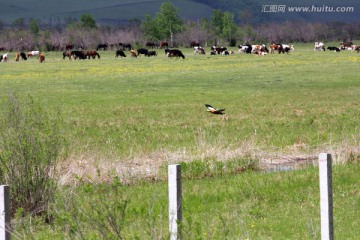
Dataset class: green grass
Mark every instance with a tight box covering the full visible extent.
[1,45,359,163]
[21,162,360,239]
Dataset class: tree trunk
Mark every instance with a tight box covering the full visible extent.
[170,30,173,47]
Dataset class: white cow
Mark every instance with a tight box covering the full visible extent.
[27,50,40,58]
[314,42,325,51]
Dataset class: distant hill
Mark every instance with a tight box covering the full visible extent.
[0,0,359,26]
[0,0,213,26]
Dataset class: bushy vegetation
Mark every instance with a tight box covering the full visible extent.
[0,93,66,217]
[53,178,128,239]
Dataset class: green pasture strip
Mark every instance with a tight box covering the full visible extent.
[0,46,359,158]
[29,163,360,239]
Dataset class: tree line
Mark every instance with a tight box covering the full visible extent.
[0,1,359,52]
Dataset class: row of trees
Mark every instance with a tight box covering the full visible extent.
[1,1,359,51]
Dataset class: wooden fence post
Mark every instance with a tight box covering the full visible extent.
[319,153,334,240]
[0,185,10,240]
[168,164,182,240]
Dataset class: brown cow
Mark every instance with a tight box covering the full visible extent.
[39,53,45,63]
[15,52,20,61]
[84,50,100,59]
[269,43,281,54]
[190,41,200,48]
[15,52,28,61]
[63,50,72,60]
[65,43,73,50]
[130,50,137,58]
[146,42,158,49]
[160,41,169,49]
[340,41,353,50]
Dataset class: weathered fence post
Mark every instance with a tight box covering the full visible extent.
[168,164,182,240]
[319,153,334,240]
[0,185,10,240]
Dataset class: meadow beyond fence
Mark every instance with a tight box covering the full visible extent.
[0,44,359,183]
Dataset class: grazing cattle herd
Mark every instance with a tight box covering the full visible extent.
[0,41,359,63]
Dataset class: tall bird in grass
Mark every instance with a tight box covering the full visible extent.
[204,104,225,115]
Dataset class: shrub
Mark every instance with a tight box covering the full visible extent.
[53,177,128,239]
[0,92,66,217]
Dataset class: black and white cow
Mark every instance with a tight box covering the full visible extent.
[327,46,341,52]
[211,46,227,54]
[0,53,8,62]
[238,44,252,54]
[166,49,185,59]
[194,46,205,55]
[278,44,294,54]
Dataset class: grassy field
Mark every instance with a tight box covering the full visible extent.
[0,44,360,182]
[1,44,360,238]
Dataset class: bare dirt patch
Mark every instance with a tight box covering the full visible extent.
[57,143,360,185]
